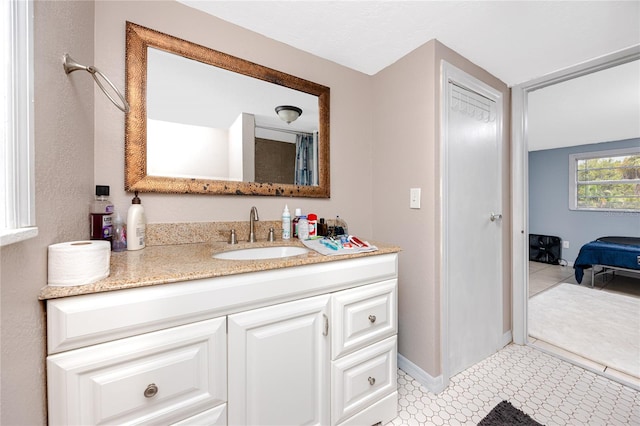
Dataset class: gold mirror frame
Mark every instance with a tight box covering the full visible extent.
[125,22,330,197]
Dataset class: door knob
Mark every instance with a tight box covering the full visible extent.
[490,212,502,222]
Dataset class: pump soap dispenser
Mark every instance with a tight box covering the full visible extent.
[126,191,146,250]
[282,205,291,240]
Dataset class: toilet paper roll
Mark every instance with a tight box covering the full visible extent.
[48,240,111,286]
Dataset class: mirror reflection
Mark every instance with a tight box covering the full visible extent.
[146,48,319,185]
[125,22,330,197]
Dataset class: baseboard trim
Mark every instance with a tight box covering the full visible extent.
[502,330,513,348]
[398,333,512,395]
[397,353,446,394]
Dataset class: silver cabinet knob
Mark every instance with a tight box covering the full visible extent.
[368,376,376,386]
[368,315,376,323]
[490,212,503,222]
[144,383,158,398]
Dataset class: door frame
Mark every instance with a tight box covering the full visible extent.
[440,61,504,387]
[510,45,640,344]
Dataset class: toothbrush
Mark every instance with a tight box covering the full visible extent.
[320,238,339,250]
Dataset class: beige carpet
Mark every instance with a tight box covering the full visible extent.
[529,283,640,378]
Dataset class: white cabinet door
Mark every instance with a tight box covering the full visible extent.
[228,294,331,426]
[47,317,227,426]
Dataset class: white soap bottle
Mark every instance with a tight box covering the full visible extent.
[126,191,146,250]
[282,204,291,240]
[297,215,309,240]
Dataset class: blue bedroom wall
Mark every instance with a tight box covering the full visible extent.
[529,138,640,264]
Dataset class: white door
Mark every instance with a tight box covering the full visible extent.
[228,294,331,426]
[442,62,503,378]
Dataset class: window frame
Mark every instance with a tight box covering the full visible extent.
[1,0,37,246]
[568,146,640,213]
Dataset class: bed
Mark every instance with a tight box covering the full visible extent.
[573,236,640,286]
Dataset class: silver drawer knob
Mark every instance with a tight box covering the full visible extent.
[144,383,158,398]
[368,376,376,386]
[368,315,376,323]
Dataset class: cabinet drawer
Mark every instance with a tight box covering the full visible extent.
[172,404,226,426]
[336,391,398,426]
[332,279,397,359]
[47,317,226,426]
[331,336,397,425]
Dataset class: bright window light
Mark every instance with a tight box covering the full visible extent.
[569,147,640,212]
[1,0,37,246]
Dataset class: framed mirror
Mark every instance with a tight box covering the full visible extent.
[125,22,330,197]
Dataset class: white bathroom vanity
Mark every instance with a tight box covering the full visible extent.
[44,242,399,426]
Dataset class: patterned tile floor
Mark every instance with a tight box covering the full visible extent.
[389,344,640,425]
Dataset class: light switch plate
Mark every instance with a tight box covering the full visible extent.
[410,188,421,209]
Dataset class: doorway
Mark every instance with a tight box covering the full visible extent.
[441,62,504,381]
[511,46,640,383]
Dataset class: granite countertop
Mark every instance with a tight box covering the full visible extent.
[39,238,401,300]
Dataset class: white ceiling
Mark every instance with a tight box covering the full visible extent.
[176,0,640,150]
[177,1,640,86]
[147,48,320,134]
[528,60,640,151]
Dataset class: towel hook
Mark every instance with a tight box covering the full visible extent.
[63,54,130,113]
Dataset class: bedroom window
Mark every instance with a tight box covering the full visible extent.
[569,147,640,212]
[1,0,37,246]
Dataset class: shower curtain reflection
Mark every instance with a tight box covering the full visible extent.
[295,132,318,186]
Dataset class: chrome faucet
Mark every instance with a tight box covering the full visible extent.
[248,206,259,242]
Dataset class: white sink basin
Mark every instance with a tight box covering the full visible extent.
[213,246,310,260]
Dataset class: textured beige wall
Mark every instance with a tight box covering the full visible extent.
[371,40,511,378]
[371,40,440,375]
[94,1,375,235]
[0,1,95,424]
